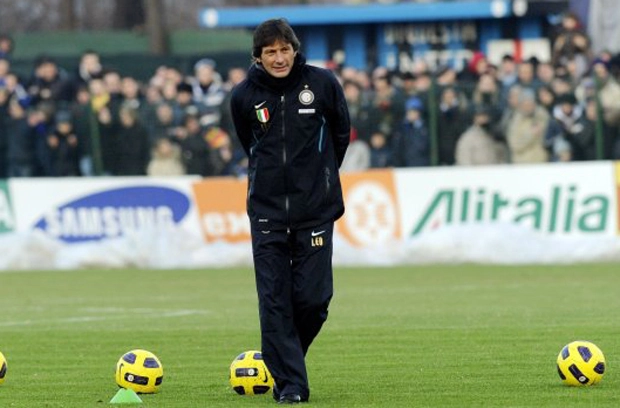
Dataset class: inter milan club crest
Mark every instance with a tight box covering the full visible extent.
[299,85,314,105]
[256,107,270,123]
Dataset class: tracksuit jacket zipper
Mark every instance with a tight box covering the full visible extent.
[281,94,291,232]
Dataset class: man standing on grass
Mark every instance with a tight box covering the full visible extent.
[230,18,350,404]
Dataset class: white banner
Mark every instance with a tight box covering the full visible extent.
[396,162,617,239]
[1,162,620,270]
[9,176,203,243]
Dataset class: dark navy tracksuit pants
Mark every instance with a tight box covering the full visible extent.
[251,221,334,400]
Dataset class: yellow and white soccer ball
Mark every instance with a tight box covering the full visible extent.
[115,349,164,393]
[229,350,274,395]
[557,341,606,386]
[0,351,7,385]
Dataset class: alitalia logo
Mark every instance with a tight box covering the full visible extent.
[412,185,608,235]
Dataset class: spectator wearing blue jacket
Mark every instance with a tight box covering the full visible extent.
[393,96,430,167]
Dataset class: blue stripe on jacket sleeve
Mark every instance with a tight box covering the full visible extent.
[318,116,326,152]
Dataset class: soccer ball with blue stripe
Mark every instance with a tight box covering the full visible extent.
[556,341,605,386]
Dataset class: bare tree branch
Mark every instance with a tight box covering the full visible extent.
[59,0,77,30]
[145,0,169,55]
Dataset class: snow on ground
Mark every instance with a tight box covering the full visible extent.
[1,224,620,271]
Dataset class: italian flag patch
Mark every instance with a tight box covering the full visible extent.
[256,108,270,123]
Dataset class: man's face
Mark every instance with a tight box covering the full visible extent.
[593,63,609,80]
[38,62,58,81]
[561,102,574,116]
[81,53,101,74]
[518,63,534,83]
[343,83,360,103]
[519,98,536,116]
[258,40,296,78]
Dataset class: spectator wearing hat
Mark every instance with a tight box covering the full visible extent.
[393,96,430,167]
[461,51,490,82]
[47,110,80,176]
[506,88,550,163]
[188,58,226,127]
[455,105,507,166]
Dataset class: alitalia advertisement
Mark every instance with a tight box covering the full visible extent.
[337,162,618,247]
[396,162,617,239]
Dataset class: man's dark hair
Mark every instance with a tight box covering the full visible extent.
[252,18,301,59]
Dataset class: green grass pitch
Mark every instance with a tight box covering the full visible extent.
[0,264,618,407]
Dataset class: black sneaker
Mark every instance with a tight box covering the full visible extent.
[278,394,302,404]
[272,384,280,402]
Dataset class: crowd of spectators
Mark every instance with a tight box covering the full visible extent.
[1,12,619,179]
[0,35,249,179]
[340,12,620,170]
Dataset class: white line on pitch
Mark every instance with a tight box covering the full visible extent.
[0,309,210,327]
